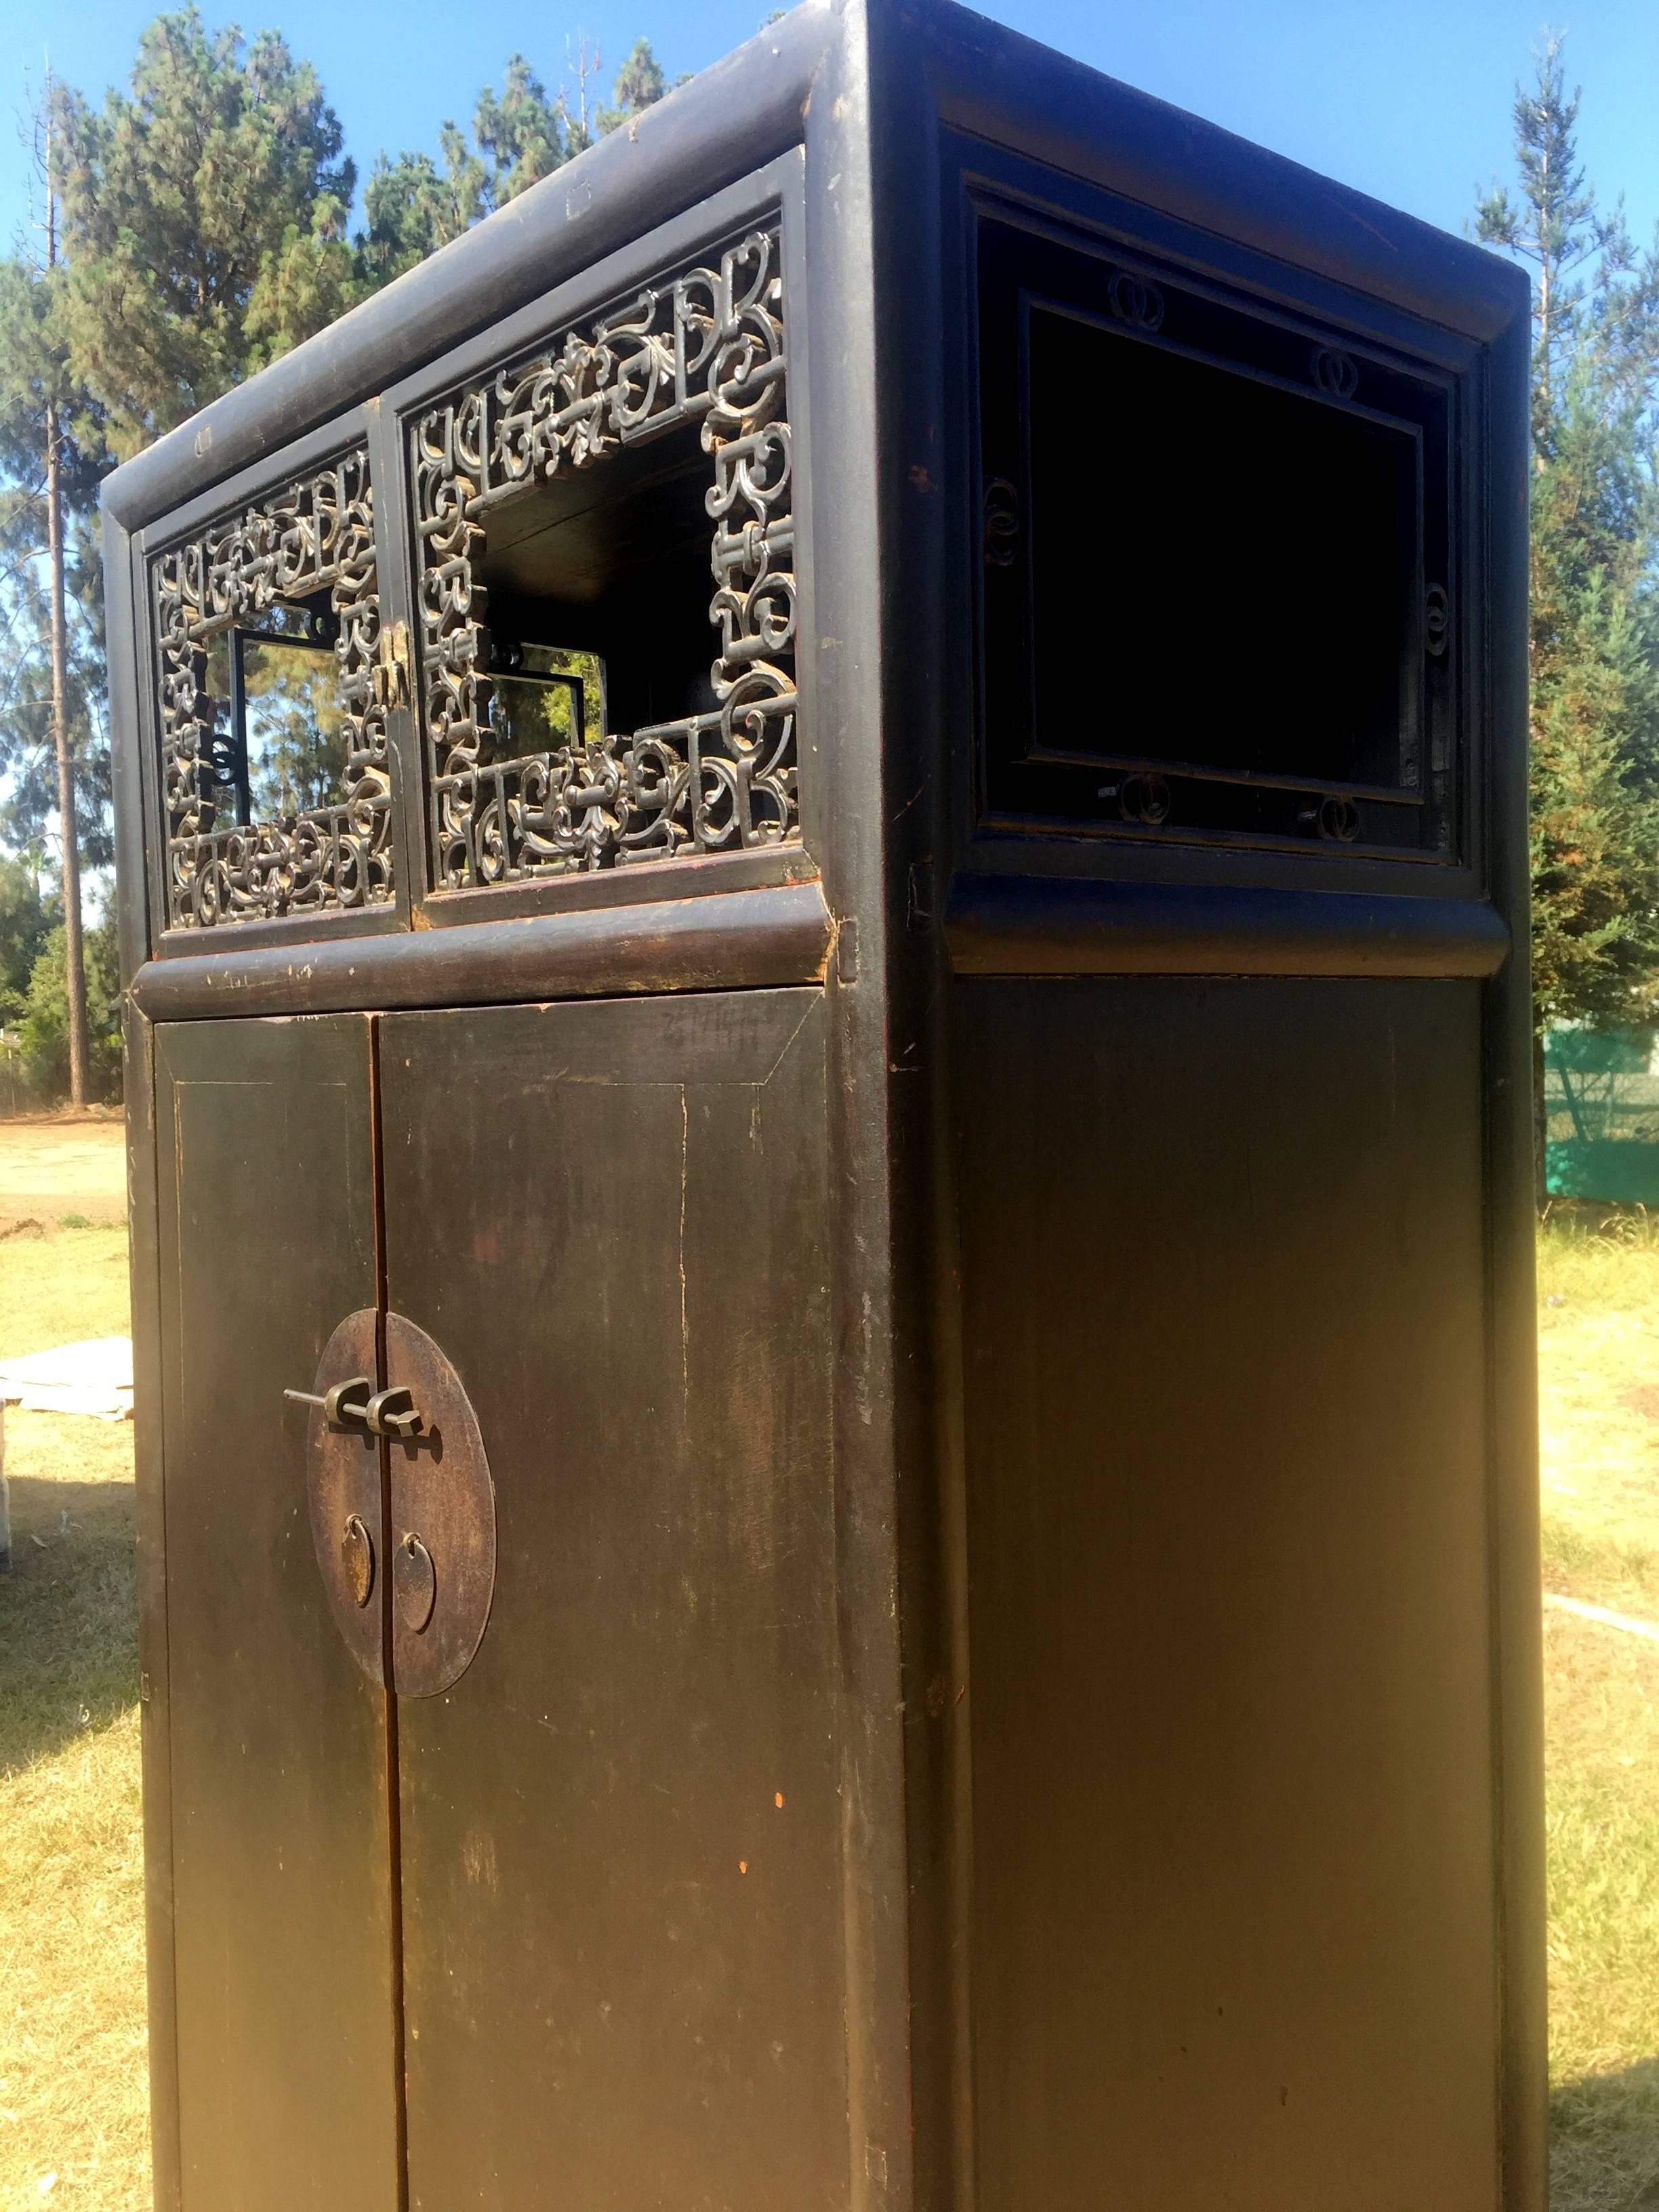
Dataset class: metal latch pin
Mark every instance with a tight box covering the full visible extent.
[284,1377,424,1438]
[285,1376,372,1427]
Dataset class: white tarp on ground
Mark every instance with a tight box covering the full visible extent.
[0,1336,134,1420]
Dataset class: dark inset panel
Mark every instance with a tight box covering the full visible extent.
[380,989,844,2212]
[955,977,1499,2211]
[1028,309,1416,790]
[977,209,1459,861]
[154,1015,400,2212]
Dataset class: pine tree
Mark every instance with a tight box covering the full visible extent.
[359,134,488,285]
[1475,37,1659,1173]
[49,8,361,456]
[0,13,681,1104]
[2,12,365,1101]
[0,87,111,1107]
[475,55,568,203]
[0,857,52,1026]
[361,40,675,283]
[598,39,674,136]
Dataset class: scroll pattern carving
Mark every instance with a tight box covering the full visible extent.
[153,449,391,928]
[411,226,798,885]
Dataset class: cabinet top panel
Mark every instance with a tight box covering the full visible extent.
[102,0,1520,541]
[105,0,1525,991]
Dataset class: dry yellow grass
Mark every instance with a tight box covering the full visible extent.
[0,1433,146,2212]
[0,1234,131,1366]
[1,1215,146,2212]
[1540,1207,1659,2210]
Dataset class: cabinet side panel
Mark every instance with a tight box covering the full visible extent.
[126,1006,180,2210]
[154,1015,401,2212]
[380,987,845,2212]
[956,975,1499,2211]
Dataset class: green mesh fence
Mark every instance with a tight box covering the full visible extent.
[1545,1028,1659,1202]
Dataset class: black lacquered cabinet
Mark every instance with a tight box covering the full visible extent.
[104,5,1542,2208]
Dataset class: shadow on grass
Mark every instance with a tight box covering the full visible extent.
[1554,2060,1659,2212]
[0,1471,138,1775]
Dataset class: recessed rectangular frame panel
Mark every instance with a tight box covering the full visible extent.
[379,989,843,2212]
[152,1015,401,2212]
[956,975,1500,2211]
[951,140,1488,898]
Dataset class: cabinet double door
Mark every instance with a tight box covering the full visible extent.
[152,991,842,2211]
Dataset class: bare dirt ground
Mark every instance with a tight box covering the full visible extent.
[0,1113,125,1235]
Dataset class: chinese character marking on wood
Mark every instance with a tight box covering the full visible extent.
[411,226,798,885]
[153,449,392,929]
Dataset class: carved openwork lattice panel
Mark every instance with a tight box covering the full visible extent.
[976,209,1460,861]
[153,449,392,929]
[411,226,799,887]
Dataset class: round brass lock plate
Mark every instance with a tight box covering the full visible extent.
[386,1312,495,1699]
[302,1309,384,1684]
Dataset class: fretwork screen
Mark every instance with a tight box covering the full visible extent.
[409,225,800,888]
[151,449,392,930]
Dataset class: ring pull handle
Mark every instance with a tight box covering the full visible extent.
[394,1533,437,1635]
[340,1514,375,1607]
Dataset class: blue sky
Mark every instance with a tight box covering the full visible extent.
[3,0,1658,275]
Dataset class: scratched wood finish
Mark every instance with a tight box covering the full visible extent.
[129,880,833,1023]
[384,1311,497,1699]
[378,989,843,2211]
[153,1017,401,2212]
[105,9,1538,2209]
[955,977,1500,2212]
[304,1307,386,1686]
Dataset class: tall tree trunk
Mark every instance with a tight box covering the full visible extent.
[45,129,87,1109]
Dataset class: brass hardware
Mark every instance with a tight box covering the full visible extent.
[299,1309,493,1695]
[285,1375,372,1428]
[299,1311,385,1687]
[372,619,412,711]
[340,1515,375,1608]
[363,1385,422,1440]
[394,1533,437,1637]
[386,1313,496,1699]
[285,1377,424,1437]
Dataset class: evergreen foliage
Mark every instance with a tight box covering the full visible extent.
[1477,37,1659,1036]
[0,249,110,868]
[16,916,123,1101]
[49,9,360,456]
[0,16,678,1105]
[361,40,676,283]
[0,857,53,1025]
